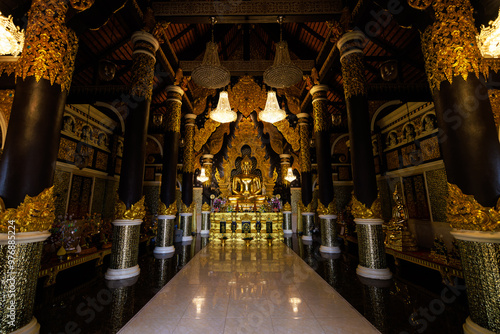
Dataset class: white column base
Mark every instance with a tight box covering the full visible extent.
[463,317,496,334]
[105,264,140,280]
[283,229,293,235]
[320,245,341,254]
[301,235,313,241]
[356,265,392,280]
[200,230,210,236]
[153,246,175,254]
[154,252,175,260]
[182,235,193,242]
[11,317,40,334]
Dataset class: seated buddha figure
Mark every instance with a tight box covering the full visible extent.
[228,156,266,204]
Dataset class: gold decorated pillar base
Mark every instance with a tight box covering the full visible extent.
[283,209,293,235]
[301,213,315,241]
[180,213,193,243]
[451,230,500,334]
[200,203,211,236]
[154,215,175,255]
[355,219,392,280]
[105,220,142,280]
[0,232,49,333]
[319,215,341,254]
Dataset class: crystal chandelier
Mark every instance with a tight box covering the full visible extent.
[0,12,24,56]
[210,91,237,123]
[259,91,286,123]
[191,17,230,89]
[197,168,209,183]
[284,167,296,182]
[263,16,302,88]
[477,9,500,58]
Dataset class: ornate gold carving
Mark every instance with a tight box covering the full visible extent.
[283,202,292,212]
[282,86,301,114]
[340,52,366,99]
[158,200,177,215]
[209,123,230,155]
[182,121,195,173]
[17,0,79,92]
[165,94,182,133]
[218,117,274,198]
[327,20,344,43]
[69,0,95,11]
[228,76,267,117]
[0,62,16,77]
[194,119,220,152]
[0,187,55,233]
[130,53,155,100]
[446,183,500,232]
[263,122,284,155]
[114,196,146,220]
[152,21,171,44]
[421,0,488,93]
[181,201,195,214]
[317,200,337,216]
[201,203,211,212]
[299,121,311,172]
[274,119,300,151]
[484,58,500,75]
[407,0,432,10]
[299,200,314,213]
[351,193,382,219]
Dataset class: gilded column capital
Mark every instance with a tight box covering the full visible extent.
[182,114,196,173]
[0,187,55,233]
[165,85,184,133]
[299,200,314,214]
[297,113,311,173]
[351,192,382,219]
[317,200,337,216]
[16,0,79,92]
[447,183,500,232]
[337,31,367,100]
[421,0,488,93]
[310,85,331,133]
[114,195,146,220]
[130,31,159,101]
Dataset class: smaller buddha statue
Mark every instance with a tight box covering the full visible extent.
[228,156,266,205]
[385,184,418,252]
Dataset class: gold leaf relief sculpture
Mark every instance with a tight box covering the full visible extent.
[194,119,220,152]
[228,76,267,117]
[158,200,177,216]
[283,202,292,212]
[130,53,156,100]
[0,187,55,233]
[351,192,382,219]
[446,183,500,232]
[17,0,79,92]
[340,52,366,99]
[299,200,314,214]
[421,0,488,93]
[181,201,195,214]
[274,119,300,152]
[201,203,211,212]
[114,195,146,220]
[317,200,337,216]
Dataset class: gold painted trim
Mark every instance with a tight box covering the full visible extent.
[181,201,195,214]
[299,200,314,213]
[114,195,146,220]
[447,183,500,232]
[0,187,55,233]
[201,203,211,212]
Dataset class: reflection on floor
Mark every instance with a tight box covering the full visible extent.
[118,241,380,334]
[34,235,468,334]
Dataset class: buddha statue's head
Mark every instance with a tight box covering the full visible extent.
[241,156,252,174]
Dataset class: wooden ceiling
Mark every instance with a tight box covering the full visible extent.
[2,0,499,127]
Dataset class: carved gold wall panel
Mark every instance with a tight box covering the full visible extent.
[274,119,300,151]
[194,119,220,152]
[228,76,267,117]
[208,123,230,155]
[263,122,284,155]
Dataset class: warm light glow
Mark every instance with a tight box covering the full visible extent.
[284,167,296,183]
[289,298,302,313]
[259,91,286,123]
[197,167,209,183]
[478,9,500,58]
[192,297,204,314]
[209,91,237,123]
[0,12,24,56]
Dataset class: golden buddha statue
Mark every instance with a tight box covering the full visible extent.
[228,156,266,205]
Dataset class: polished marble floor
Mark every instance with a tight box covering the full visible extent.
[34,235,468,334]
[117,241,380,334]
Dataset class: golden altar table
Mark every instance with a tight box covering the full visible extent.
[209,212,284,242]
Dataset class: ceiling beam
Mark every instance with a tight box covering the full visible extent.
[170,24,196,44]
[179,60,315,76]
[299,23,325,42]
[152,0,342,23]
[260,24,316,60]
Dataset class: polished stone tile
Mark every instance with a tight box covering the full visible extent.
[316,317,380,334]
[173,317,226,334]
[224,317,274,334]
[118,316,180,334]
[271,318,325,334]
